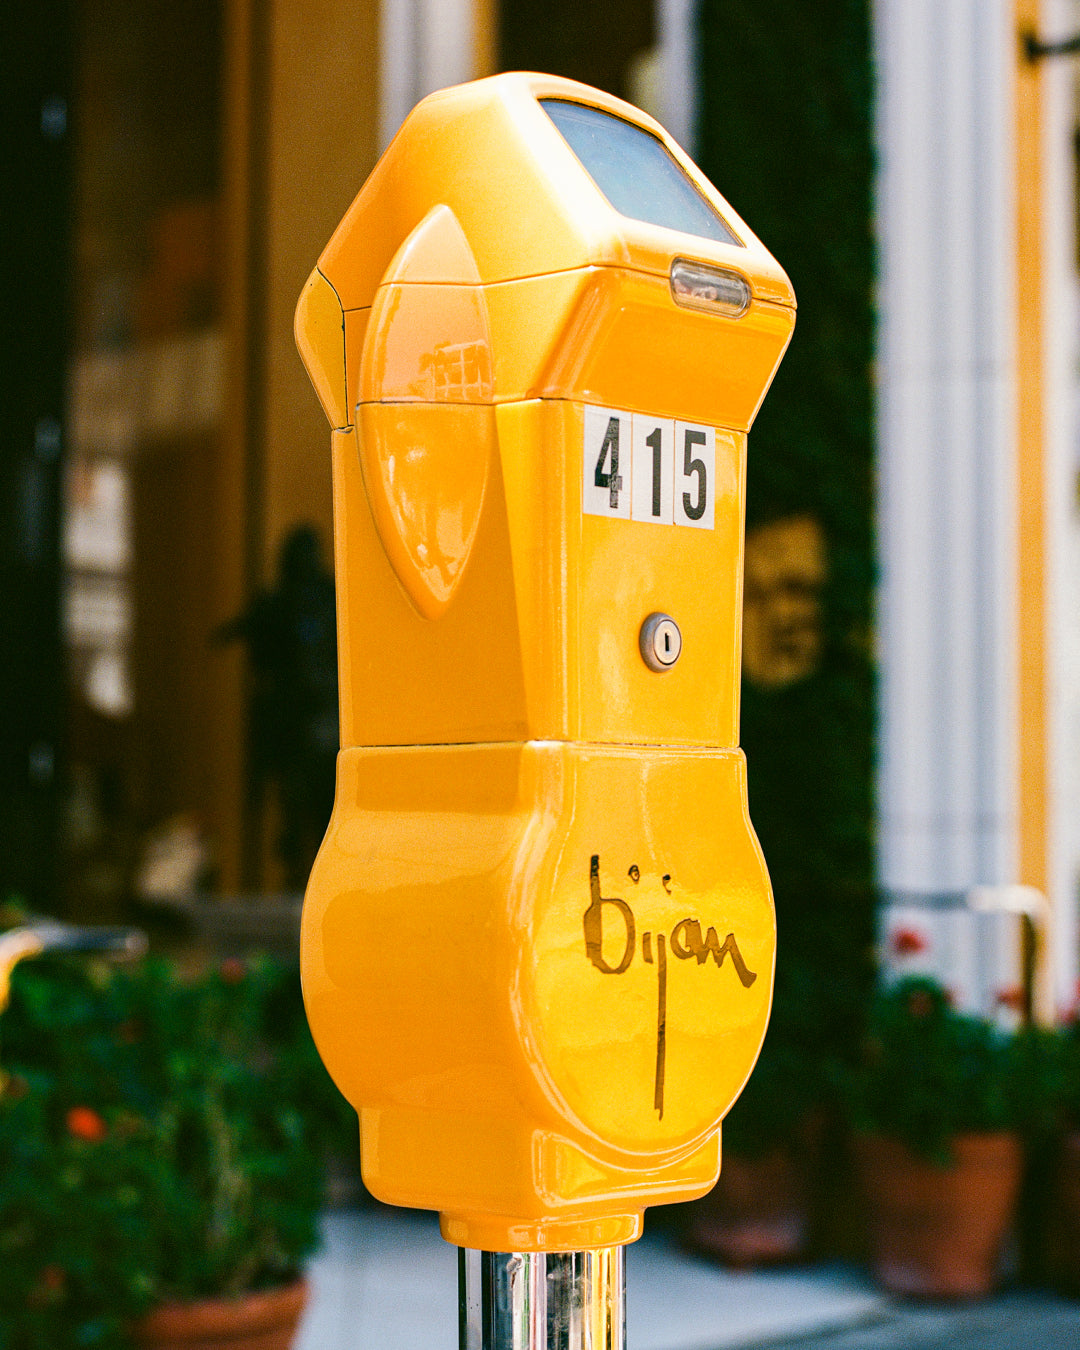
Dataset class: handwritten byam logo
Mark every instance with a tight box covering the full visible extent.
[582,854,756,1119]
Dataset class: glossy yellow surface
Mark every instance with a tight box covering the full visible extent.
[328,401,747,750]
[317,75,794,314]
[303,741,772,1251]
[295,268,347,429]
[297,72,795,1252]
[0,929,44,1014]
[358,205,495,618]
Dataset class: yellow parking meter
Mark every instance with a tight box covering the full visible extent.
[297,72,794,1274]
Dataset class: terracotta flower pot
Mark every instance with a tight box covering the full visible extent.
[684,1147,811,1266]
[855,1132,1021,1299]
[132,1278,307,1350]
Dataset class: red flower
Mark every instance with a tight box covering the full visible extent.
[220,957,246,985]
[892,926,928,957]
[28,1265,66,1307]
[66,1105,107,1142]
[41,1266,66,1292]
[996,986,1026,1012]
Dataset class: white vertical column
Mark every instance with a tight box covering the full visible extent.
[874,0,1019,891]
[657,0,698,153]
[379,0,478,150]
[1040,0,1080,1009]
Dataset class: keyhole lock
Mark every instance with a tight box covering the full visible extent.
[639,613,682,672]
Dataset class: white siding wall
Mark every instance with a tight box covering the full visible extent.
[379,0,478,150]
[1041,0,1080,1007]
[875,0,1019,894]
[876,0,1080,1008]
[657,0,698,152]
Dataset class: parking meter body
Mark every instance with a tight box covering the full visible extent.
[297,73,795,1253]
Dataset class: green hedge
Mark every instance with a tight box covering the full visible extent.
[0,952,357,1350]
[697,0,876,1077]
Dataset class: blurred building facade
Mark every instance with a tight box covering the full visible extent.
[9,0,698,913]
[875,0,1080,1016]
[6,0,1080,1019]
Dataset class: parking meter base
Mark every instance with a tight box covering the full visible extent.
[443,1211,640,1256]
[458,1246,626,1350]
[437,1128,721,1252]
[353,1102,723,1252]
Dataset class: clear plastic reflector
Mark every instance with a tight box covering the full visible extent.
[669,259,751,317]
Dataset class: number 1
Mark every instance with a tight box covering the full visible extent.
[646,427,663,516]
[631,415,673,524]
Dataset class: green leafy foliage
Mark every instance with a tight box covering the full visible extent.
[845,978,1023,1165]
[722,964,828,1158]
[1054,1005,1080,1131]
[1009,1021,1072,1146]
[697,0,876,1063]
[721,1037,819,1161]
[1011,1008,1080,1285]
[0,952,357,1350]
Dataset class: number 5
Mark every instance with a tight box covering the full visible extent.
[674,422,714,529]
[682,430,707,520]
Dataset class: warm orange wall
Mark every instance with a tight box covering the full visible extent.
[262,0,381,582]
[1015,0,1048,902]
[212,0,259,892]
[215,0,380,889]
[475,0,498,76]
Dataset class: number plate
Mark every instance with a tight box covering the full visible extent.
[583,405,714,530]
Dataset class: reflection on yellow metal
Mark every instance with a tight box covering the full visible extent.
[295,268,347,430]
[358,205,495,618]
[297,72,795,1253]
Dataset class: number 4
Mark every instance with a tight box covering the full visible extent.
[583,407,631,518]
[594,417,623,509]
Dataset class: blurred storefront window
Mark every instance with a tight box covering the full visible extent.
[57,0,378,918]
[63,0,224,919]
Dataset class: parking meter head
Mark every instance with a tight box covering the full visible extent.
[297,72,794,1252]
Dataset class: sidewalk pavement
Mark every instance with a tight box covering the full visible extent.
[294,1204,1080,1349]
[294,1204,884,1350]
[764,1293,1080,1349]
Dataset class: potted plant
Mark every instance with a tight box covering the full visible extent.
[682,1032,822,1265]
[0,947,356,1349]
[682,960,833,1267]
[845,976,1023,1298]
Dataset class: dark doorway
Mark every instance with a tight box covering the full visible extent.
[498,0,655,103]
[0,3,74,911]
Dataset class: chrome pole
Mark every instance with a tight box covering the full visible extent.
[459,1247,625,1350]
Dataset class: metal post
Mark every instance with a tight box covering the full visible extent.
[458,1246,625,1350]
